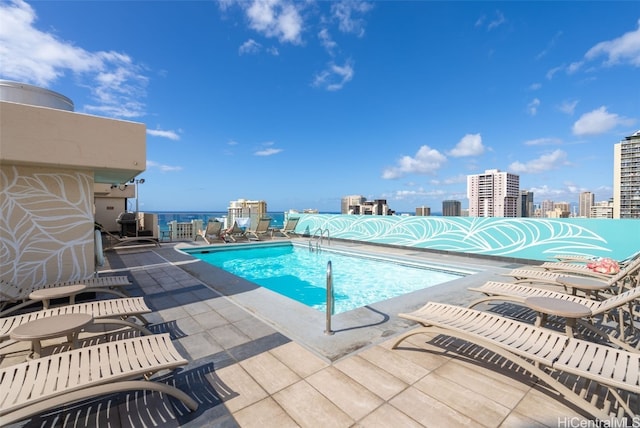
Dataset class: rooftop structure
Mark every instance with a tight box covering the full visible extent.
[613,130,640,218]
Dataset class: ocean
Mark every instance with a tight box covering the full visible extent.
[152,211,287,230]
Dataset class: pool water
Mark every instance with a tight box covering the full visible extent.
[189,243,466,314]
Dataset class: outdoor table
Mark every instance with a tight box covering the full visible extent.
[10,313,93,359]
[556,276,611,298]
[525,296,592,338]
[28,284,87,309]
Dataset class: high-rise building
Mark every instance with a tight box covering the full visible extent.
[415,206,431,216]
[591,200,614,218]
[467,169,519,217]
[442,200,461,216]
[341,195,366,214]
[579,191,594,218]
[613,130,640,218]
[517,190,534,217]
[228,198,267,228]
[540,200,554,218]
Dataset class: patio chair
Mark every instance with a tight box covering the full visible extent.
[551,249,640,267]
[277,217,299,238]
[196,219,225,244]
[0,276,133,317]
[222,221,248,242]
[393,302,640,419]
[468,281,640,350]
[1,296,153,349]
[246,217,272,241]
[0,333,198,425]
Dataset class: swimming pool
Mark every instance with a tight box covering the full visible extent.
[186,242,468,314]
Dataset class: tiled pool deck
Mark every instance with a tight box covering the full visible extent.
[2,238,604,427]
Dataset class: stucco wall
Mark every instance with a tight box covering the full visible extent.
[0,164,95,287]
[296,214,639,262]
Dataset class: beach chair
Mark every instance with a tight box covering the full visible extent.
[393,302,640,419]
[277,217,299,238]
[552,249,640,267]
[468,281,640,350]
[197,219,225,244]
[222,221,248,242]
[0,333,198,425]
[1,296,153,350]
[246,217,272,241]
[0,276,133,317]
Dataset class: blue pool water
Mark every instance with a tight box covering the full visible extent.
[187,243,466,314]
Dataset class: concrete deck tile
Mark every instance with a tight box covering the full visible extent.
[509,385,584,425]
[358,344,430,384]
[182,300,214,316]
[156,305,191,322]
[216,304,253,323]
[413,371,511,427]
[305,366,384,421]
[268,342,329,378]
[215,364,269,413]
[193,310,230,330]
[174,315,206,335]
[333,354,407,401]
[234,316,278,340]
[239,352,301,395]
[208,324,252,349]
[178,331,224,360]
[389,386,475,427]
[354,403,423,428]
[272,380,354,428]
[232,397,300,428]
[498,411,552,428]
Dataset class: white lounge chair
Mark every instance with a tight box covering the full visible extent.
[246,217,272,241]
[197,219,225,244]
[468,281,640,350]
[0,333,198,425]
[222,221,248,242]
[0,276,133,316]
[277,217,299,238]
[393,302,640,419]
[552,249,640,267]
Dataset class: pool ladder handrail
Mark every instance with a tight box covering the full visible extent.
[325,260,334,335]
[309,228,330,252]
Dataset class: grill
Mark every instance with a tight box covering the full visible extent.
[116,212,137,237]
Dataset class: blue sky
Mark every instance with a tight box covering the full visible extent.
[1,1,638,213]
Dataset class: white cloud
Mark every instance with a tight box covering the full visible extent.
[558,100,578,115]
[331,0,372,37]
[527,98,540,116]
[245,0,303,44]
[318,28,337,55]
[529,82,542,91]
[147,129,181,141]
[572,106,635,136]
[254,148,283,156]
[508,149,568,174]
[382,145,447,179]
[239,39,262,55]
[146,160,183,172]
[523,137,562,146]
[313,60,354,91]
[448,134,485,157]
[0,0,148,118]
[487,10,506,30]
[584,19,640,67]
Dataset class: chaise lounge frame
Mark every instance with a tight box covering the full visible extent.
[393,302,639,419]
[0,333,198,425]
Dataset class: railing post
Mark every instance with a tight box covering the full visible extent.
[325,261,334,335]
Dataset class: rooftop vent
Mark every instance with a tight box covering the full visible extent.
[0,80,74,111]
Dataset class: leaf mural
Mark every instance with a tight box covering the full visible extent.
[1,166,94,287]
[296,214,628,261]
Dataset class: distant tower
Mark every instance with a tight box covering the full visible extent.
[467,169,520,217]
[415,206,431,216]
[442,200,461,216]
[579,192,594,218]
[341,195,365,214]
[540,200,554,218]
[518,190,534,217]
[613,131,640,218]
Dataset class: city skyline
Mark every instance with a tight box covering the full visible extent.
[1,1,638,212]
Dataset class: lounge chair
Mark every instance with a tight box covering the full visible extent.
[0,333,198,425]
[223,221,248,242]
[197,219,225,244]
[1,296,153,350]
[0,276,133,316]
[552,249,640,267]
[507,256,640,294]
[246,217,272,241]
[468,281,640,350]
[393,302,640,419]
[277,217,299,238]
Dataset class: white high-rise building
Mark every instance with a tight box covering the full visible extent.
[579,191,594,218]
[341,195,366,214]
[613,130,640,218]
[228,199,267,228]
[467,169,520,217]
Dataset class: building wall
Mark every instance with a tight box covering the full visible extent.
[295,214,638,262]
[1,164,95,286]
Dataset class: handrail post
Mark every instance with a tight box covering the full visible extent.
[325,261,334,335]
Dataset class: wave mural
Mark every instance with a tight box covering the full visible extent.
[1,166,95,287]
[296,215,638,261]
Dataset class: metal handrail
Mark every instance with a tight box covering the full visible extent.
[325,261,334,335]
[309,228,331,252]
